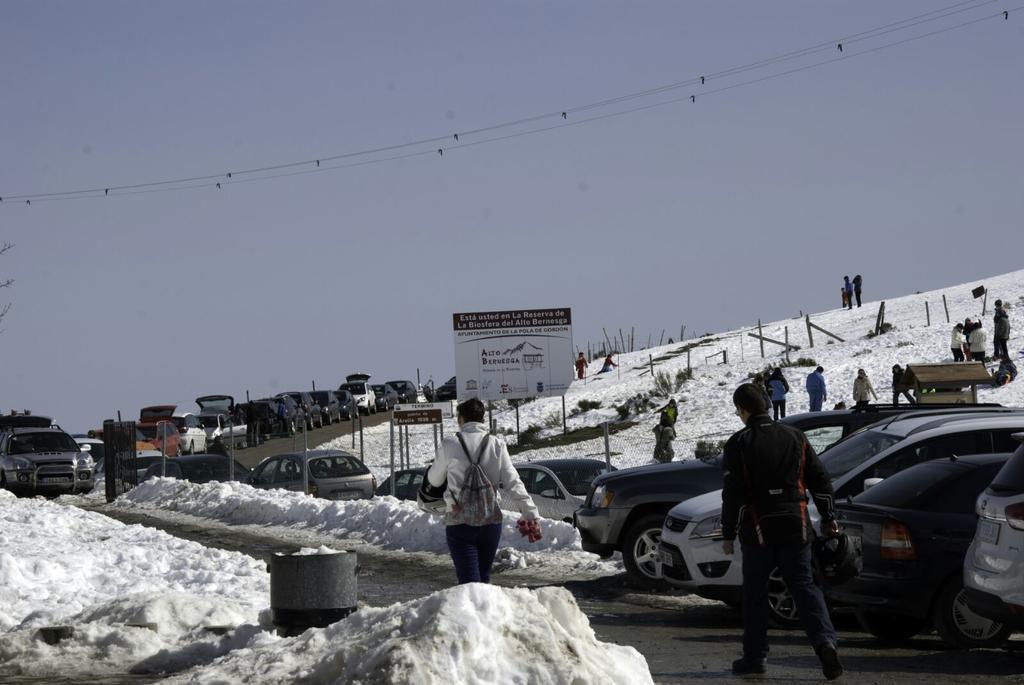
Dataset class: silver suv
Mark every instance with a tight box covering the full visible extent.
[0,415,95,496]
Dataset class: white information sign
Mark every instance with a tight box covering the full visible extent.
[452,308,573,401]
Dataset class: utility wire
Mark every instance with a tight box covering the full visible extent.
[2,1,1014,204]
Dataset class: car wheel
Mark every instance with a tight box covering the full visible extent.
[622,514,671,590]
[931,576,1011,648]
[767,567,803,629]
[855,609,928,642]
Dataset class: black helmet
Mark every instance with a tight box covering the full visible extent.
[812,532,862,586]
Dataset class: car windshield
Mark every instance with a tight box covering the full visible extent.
[820,430,903,480]
[308,455,369,479]
[136,425,158,439]
[341,383,366,394]
[549,463,612,496]
[372,385,385,393]
[9,432,79,454]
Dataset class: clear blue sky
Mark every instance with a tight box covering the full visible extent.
[2,1,1022,431]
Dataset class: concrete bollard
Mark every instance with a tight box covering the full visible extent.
[270,549,358,637]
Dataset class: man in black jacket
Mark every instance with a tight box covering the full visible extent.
[721,383,843,680]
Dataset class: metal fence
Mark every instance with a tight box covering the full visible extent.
[102,419,138,503]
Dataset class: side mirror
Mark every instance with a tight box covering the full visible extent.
[863,477,884,491]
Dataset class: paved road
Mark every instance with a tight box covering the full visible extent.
[231,410,392,469]
[77,505,1024,685]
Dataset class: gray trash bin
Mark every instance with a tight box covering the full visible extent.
[270,550,358,637]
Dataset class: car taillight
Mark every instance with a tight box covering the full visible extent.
[880,519,916,560]
[371,475,378,491]
[1006,502,1024,531]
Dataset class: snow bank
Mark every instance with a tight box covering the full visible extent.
[0,493,269,677]
[167,583,653,685]
[116,478,581,555]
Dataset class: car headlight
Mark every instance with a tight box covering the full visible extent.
[690,515,723,539]
[590,485,615,508]
[12,457,34,470]
[76,456,94,469]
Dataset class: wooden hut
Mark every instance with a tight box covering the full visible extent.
[895,362,993,404]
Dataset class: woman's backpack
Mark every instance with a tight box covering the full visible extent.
[447,434,502,526]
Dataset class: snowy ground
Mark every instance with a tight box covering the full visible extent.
[0,489,650,682]
[326,268,1024,474]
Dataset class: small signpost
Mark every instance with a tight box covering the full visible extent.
[389,402,452,495]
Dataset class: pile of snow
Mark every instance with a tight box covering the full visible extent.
[0,490,268,678]
[167,583,653,685]
[323,269,1024,470]
[116,478,580,555]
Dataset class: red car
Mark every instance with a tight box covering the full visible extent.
[138,405,181,456]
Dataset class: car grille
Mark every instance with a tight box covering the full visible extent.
[665,516,689,533]
[660,541,691,582]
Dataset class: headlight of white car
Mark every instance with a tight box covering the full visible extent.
[690,514,723,539]
[590,485,614,508]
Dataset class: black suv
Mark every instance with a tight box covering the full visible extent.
[576,403,1004,587]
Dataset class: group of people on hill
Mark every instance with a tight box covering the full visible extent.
[951,299,1012,367]
[841,274,863,310]
[751,364,919,417]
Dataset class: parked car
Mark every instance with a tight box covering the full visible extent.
[964,432,1024,632]
[248,450,376,500]
[827,453,1012,648]
[574,405,993,588]
[136,419,181,457]
[376,467,428,500]
[311,390,342,425]
[334,390,356,420]
[386,380,419,404]
[248,399,287,438]
[282,391,322,430]
[1,414,95,496]
[269,394,302,434]
[340,374,377,415]
[371,384,399,412]
[511,459,615,522]
[73,436,106,477]
[143,453,250,484]
[197,411,247,450]
[428,376,457,402]
[171,412,208,454]
[657,411,1024,624]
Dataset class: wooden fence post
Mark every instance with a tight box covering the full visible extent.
[687,349,691,373]
[785,326,790,363]
[805,315,814,348]
[758,320,765,358]
[942,294,950,323]
[925,301,931,327]
[649,354,654,377]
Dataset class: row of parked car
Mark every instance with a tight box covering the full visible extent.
[572,402,1024,649]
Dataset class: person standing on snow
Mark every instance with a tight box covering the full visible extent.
[969,321,988,364]
[852,274,863,308]
[721,384,844,680]
[653,398,678,463]
[426,398,540,584]
[852,368,878,407]
[950,323,966,362]
[805,366,827,412]
[891,365,915,406]
[994,300,1011,361]
[768,368,790,420]
[842,276,854,311]
[575,352,587,380]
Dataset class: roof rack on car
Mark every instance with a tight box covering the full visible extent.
[878,406,1021,431]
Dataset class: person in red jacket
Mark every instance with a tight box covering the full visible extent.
[575,352,587,380]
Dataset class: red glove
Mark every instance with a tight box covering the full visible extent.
[516,518,543,543]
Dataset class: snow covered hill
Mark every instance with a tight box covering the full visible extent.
[323,269,1024,472]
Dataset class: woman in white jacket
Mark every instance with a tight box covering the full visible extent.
[852,368,878,407]
[426,398,539,584]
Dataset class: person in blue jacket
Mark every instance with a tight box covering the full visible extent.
[805,366,827,412]
[767,367,790,420]
[842,276,854,311]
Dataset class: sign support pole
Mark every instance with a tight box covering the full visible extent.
[389,419,395,496]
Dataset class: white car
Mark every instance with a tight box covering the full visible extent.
[340,374,377,416]
[172,412,207,454]
[197,412,247,450]
[964,432,1024,630]
[509,459,614,522]
[657,412,1024,624]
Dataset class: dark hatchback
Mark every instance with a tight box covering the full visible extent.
[376,467,428,500]
[311,390,342,425]
[143,454,251,483]
[828,453,1013,649]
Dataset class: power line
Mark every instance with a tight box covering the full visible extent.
[2,1,1014,204]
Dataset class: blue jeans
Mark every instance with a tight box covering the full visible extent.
[741,541,837,660]
[446,523,503,584]
[808,393,824,412]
